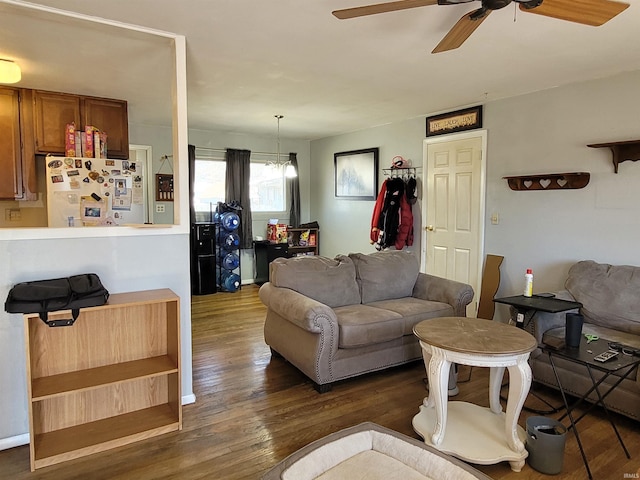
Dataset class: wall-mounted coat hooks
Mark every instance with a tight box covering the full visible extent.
[382,167,420,181]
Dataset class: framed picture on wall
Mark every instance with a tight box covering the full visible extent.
[334,147,379,200]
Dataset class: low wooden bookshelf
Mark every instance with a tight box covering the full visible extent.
[23,289,182,471]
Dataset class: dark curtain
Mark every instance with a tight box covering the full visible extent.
[225,148,252,249]
[288,152,301,228]
[188,144,196,225]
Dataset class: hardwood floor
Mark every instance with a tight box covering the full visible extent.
[1,284,638,479]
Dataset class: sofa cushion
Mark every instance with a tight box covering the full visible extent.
[269,255,361,308]
[367,298,454,335]
[565,260,640,335]
[334,304,403,348]
[350,251,419,304]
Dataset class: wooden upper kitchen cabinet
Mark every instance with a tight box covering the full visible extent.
[33,90,129,159]
[0,87,37,201]
[33,90,80,155]
[82,96,129,159]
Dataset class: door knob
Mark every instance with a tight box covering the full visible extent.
[425,225,434,231]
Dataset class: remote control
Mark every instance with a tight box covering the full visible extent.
[594,350,618,362]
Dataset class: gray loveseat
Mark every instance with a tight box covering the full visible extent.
[259,250,474,392]
[529,260,640,421]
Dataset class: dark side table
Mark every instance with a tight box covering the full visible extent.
[493,294,582,329]
[540,336,640,479]
[253,241,288,284]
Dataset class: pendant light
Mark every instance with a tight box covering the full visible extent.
[284,163,297,178]
[268,115,297,178]
[0,59,21,84]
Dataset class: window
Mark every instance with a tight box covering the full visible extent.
[193,157,286,220]
[193,159,226,220]
[250,162,285,212]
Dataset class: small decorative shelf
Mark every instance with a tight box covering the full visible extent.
[503,172,590,191]
[587,140,640,173]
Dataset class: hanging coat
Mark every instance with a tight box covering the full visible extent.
[370,180,388,245]
[394,192,414,250]
[376,177,404,250]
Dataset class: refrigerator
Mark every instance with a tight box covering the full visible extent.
[45,156,147,227]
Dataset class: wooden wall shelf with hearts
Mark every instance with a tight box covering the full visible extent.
[503,172,590,191]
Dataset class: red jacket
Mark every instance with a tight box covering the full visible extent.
[370,180,387,244]
[394,193,414,249]
[370,178,414,249]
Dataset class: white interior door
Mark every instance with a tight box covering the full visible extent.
[421,131,486,316]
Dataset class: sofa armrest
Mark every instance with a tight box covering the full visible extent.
[259,282,338,334]
[527,290,579,344]
[412,273,474,316]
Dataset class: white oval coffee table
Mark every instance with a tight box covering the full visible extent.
[412,317,537,472]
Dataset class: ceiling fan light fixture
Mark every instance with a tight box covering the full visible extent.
[519,0,543,9]
[0,59,21,84]
[438,0,475,4]
[334,0,631,53]
[483,0,512,10]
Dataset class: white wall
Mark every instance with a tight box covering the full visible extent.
[310,118,425,258]
[188,128,312,282]
[1,121,193,450]
[0,233,192,448]
[484,70,640,320]
[128,124,314,284]
[0,2,195,452]
[310,70,640,322]
[129,123,176,224]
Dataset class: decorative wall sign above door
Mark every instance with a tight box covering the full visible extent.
[426,105,483,137]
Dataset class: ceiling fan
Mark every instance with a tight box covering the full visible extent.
[332,0,630,53]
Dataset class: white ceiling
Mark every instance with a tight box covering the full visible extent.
[1,0,639,140]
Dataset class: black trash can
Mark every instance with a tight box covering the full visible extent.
[525,416,567,475]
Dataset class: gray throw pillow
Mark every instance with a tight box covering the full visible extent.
[269,255,361,308]
[350,251,419,304]
[566,260,640,335]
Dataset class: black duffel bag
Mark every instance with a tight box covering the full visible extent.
[5,273,109,327]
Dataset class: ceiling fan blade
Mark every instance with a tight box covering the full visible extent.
[332,0,438,19]
[519,0,629,26]
[432,9,491,53]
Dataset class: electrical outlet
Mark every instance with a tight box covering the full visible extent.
[156,204,165,213]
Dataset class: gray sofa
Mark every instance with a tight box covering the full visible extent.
[529,260,640,421]
[259,250,474,392]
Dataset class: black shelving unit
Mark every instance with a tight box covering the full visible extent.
[215,203,241,292]
[191,223,217,295]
